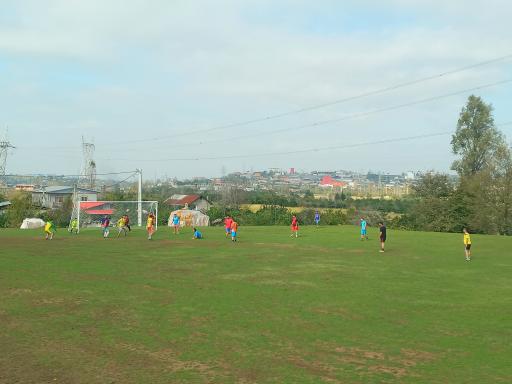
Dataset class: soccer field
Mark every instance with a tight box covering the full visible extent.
[1,226,511,383]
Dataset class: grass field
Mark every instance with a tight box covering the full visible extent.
[1,225,511,383]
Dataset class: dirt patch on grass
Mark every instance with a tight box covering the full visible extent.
[368,364,407,378]
[301,343,440,380]
[7,287,33,295]
[288,356,344,383]
[255,242,297,249]
[116,342,220,378]
[312,307,363,321]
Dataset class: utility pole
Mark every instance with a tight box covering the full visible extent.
[137,169,142,227]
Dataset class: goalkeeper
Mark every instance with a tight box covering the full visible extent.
[69,218,79,234]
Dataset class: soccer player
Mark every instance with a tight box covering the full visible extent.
[378,222,386,252]
[192,227,202,239]
[290,215,299,238]
[101,216,110,238]
[69,218,79,234]
[314,211,320,226]
[230,219,238,242]
[360,217,368,240]
[44,220,56,240]
[463,228,472,261]
[116,216,128,238]
[147,213,156,240]
[224,216,233,238]
[171,213,180,235]
[124,215,131,232]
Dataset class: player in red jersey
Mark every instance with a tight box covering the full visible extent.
[224,216,233,238]
[290,215,299,238]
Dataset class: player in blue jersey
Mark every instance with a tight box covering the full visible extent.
[171,213,180,235]
[314,211,320,226]
[192,227,202,239]
[360,217,368,240]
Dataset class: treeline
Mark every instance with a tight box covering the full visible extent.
[1,96,509,234]
[206,205,393,227]
[395,96,512,235]
[0,193,73,228]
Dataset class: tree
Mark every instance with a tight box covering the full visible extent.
[5,193,36,227]
[449,95,512,234]
[405,173,457,232]
[451,95,509,177]
[412,172,452,199]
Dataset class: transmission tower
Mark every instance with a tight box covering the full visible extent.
[81,137,96,189]
[0,138,15,185]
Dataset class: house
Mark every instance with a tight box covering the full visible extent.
[32,186,98,209]
[15,184,35,192]
[0,201,11,211]
[164,194,211,211]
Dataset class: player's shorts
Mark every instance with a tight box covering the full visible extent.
[361,229,367,236]
[380,236,386,242]
[45,230,52,235]
[315,219,320,224]
[231,231,237,237]
[465,244,471,250]
[291,225,299,231]
[225,227,231,233]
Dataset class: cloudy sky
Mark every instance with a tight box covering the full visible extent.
[1,0,511,179]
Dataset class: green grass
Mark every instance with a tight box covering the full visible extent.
[1,225,511,383]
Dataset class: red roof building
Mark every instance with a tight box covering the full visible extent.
[164,194,211,211]
[319,175,347,188]
[79,201,115,215]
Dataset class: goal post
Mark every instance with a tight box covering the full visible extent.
[72,200,158,233]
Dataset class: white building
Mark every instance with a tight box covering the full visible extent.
[32,186,98,209]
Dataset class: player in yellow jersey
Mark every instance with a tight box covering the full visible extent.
[116,216,128,238]
[147,213,155,240]
[44,220,56,240]
[69,218,79,234]
[463,228,472,261]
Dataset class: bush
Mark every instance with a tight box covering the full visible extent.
[5,193,37,228]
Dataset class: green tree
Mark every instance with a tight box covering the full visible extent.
[5,193,36,227]
[450,95,512,234]
[406,173,457,232]
[451,95,509,176]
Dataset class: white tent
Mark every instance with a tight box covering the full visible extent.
[168,209,210,227]
[20,218,45,229]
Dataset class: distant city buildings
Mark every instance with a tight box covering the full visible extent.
[1,168,437,202]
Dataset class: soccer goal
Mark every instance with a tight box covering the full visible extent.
[71,200,158,233]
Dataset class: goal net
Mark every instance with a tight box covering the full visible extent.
[71,201,158,232]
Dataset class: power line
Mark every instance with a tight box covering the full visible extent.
[196,79,512,145]
[3,170,138,178]
[14,54,512,150]
[91,53,512,146]
[102,172,138,189]
[98,120,512,163]
[29,78,511,156]
[99,131,452,162]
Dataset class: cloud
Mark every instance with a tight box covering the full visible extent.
[1,1,511,177]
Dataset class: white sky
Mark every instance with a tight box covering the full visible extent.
[1,0,511,179]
